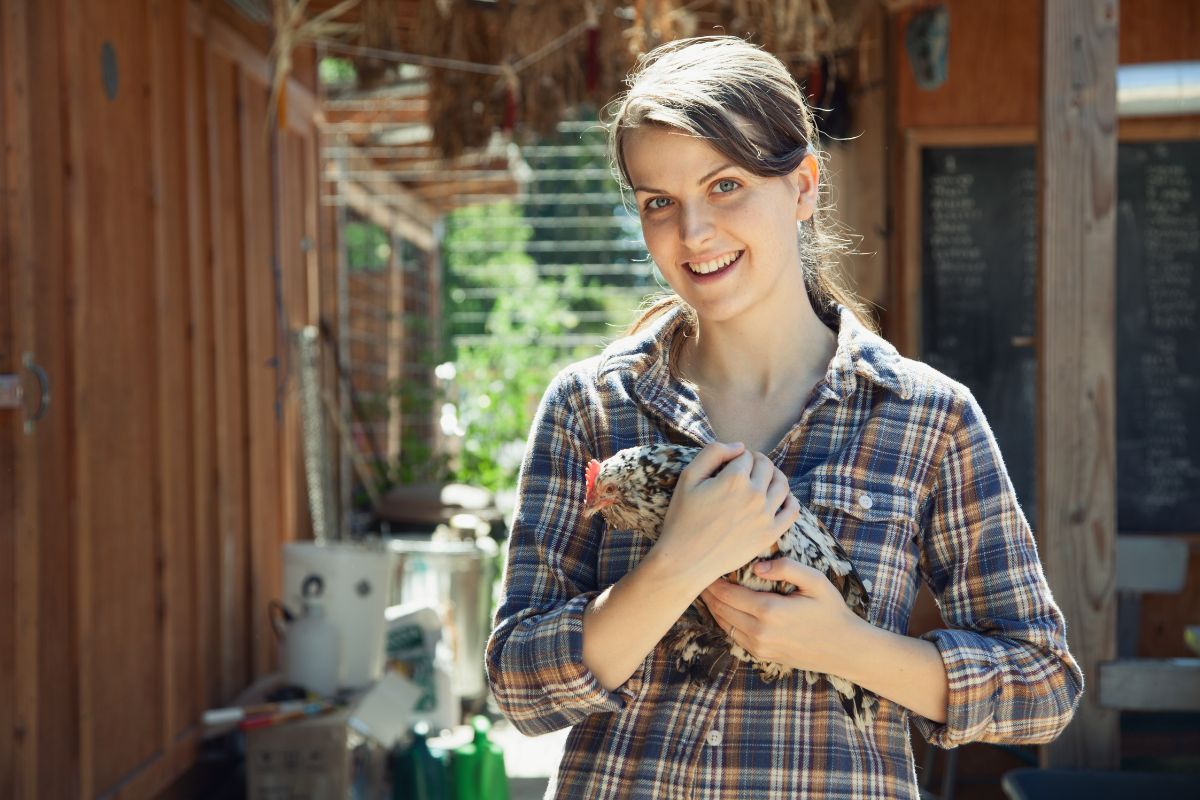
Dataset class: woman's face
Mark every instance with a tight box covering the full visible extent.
[623,125,819,325]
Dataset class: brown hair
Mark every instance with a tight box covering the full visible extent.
[604,36,875,358]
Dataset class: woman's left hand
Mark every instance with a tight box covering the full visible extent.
[700,557,866,676]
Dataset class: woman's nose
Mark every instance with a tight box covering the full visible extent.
[678,203,715,250]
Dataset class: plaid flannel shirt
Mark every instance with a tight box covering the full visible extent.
[486,304,1083,799]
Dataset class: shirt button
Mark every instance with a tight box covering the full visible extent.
[705,729,723,746]
[857,492,874,510]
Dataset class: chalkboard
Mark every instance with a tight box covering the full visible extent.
[915,137,1200,533]
[919,146,1038,524]
[1116,140,1200,532]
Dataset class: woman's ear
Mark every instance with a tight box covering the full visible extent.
[793,153,820,222]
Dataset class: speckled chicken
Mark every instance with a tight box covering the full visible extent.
[584,443,878,730]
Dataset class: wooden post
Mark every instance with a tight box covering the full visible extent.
[1038,0,1120,768]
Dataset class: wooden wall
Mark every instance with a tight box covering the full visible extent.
[1,0,327,796]
[889,0,1200,654]
[887,0,1200,787]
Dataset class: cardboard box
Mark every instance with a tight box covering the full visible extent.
[246,706,386,800]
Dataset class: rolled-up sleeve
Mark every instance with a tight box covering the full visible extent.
[913,390,1084,749]
[485,367,636,736]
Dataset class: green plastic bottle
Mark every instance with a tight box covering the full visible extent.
[450,716,510,800]
[392,721,451,800]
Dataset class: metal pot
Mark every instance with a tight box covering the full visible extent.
[387,537,498,700]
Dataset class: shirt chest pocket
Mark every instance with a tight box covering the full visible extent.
[806,475,921,632]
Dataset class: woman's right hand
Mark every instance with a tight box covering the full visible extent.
[649,441,800,589]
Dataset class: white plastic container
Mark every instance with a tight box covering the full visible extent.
[283,541,392,688]
[283,590,340,697]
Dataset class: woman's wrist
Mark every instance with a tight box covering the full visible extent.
[821,614,880,679]
[640,545,717,599]
[828,620,950,723]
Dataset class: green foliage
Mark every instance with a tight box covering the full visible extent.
[450,267,599,493]
[441,201,604,492]
[319,57,357,87]
[438,116,656,493]
[344,219,391,271]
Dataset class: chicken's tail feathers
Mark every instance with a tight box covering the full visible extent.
[827,674,878,732]
[667,626,733,684]
[841,685,879,733]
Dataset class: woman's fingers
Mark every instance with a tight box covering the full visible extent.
[764,467,791,510]
[747,451,774,492]
[774,493,801,528]
[680,441,747,487]
[702,584,761,635]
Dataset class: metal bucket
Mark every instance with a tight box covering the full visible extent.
[387,537,498,699]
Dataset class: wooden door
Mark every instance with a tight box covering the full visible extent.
[3,0,84,796]
[2,0,322,795]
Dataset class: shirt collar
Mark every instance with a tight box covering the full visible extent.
[596,305,712,444]
[825,305,914,402]
[595,301,912,442]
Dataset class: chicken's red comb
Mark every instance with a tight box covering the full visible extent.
[585,459,601,498]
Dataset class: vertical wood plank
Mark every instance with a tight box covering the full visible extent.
[1,2,34,796]
[426,241,443,456]
[1038,0,1120,768]
[187,17,223,714]
[186,18,220,714]
[387,233,404,461]
[63,0,164,790]
[279,132,302,543]
[149,0,197,743]
[208,51,250,700]
[59,0,93,792]
[239,68,280,679]
[25,0,78,793]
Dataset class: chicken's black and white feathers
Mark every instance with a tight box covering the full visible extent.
[585,443,879,730]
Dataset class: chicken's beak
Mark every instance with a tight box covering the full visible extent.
[582,495,614,519]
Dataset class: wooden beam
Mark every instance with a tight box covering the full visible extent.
[1037,0,1120,769]
[328,154,440,227]
[1099,658,1200,711]
[335,179,436,251]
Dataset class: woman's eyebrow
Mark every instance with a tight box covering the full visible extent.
[633,162,737,195]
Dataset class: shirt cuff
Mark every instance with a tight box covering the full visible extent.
[912,628,1002,749]
[492,593,644,734]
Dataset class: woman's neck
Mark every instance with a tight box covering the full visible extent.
[679,286,837,400]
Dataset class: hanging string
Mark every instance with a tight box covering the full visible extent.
[320,39,507,75]
[317,15,595,79]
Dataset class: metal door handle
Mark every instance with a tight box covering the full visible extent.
[24,354,50,431]
[0,354,51,434]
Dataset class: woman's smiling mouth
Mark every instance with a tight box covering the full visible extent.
[685,249,744,280]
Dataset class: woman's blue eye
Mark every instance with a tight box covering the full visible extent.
[646,197,672,210]
[715,179,739,193]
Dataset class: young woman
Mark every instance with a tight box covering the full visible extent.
[486,36,1082,798]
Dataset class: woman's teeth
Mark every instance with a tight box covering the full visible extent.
[687,251,741,274]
